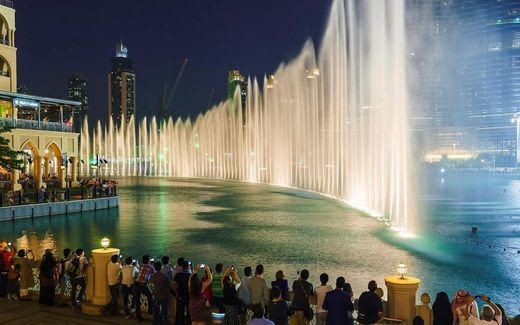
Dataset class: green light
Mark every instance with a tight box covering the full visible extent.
[195,143,200,149]
[159,154,164,160]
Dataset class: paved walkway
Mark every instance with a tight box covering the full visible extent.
[0,299,151,324]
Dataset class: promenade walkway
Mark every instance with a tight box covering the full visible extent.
[0,300,142,324]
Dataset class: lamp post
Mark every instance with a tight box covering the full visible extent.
[385,262,420,325]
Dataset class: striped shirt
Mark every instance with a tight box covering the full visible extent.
[136,264,155,283]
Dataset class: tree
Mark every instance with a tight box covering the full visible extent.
[0,126,26,172]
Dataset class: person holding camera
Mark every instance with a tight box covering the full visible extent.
[134,255,155,322]
[463,294,503,325]
[222,266,243,325]
[11,248,34,301]
[174,260,192,325]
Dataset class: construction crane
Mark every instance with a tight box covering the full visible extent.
[159,58,189,123]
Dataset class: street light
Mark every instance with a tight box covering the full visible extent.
[397,262,407,279]
[101,237,110,249]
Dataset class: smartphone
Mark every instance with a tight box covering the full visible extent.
[474,295,481,299]
[7,242,11,246]
[200,263,205,268]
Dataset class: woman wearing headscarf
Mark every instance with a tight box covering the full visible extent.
[39,250,57,306]
[432,292,453,325]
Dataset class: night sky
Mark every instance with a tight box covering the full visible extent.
[15,0,331,123]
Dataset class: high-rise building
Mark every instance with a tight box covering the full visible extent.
[414,0,520,166]
[67,73,88,132]
[227,70,247,110]
[108,41,136,124]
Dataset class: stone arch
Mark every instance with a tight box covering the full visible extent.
[19,139,40,188]
[0,54,11,78]
[43,141,63,180]
[0,13,9,40]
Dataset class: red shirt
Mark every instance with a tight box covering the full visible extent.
[1,251,14,270]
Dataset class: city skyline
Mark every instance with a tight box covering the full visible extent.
[14,0,330,123]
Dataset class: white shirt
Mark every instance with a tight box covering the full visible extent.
[315,285,333,313]
[469,313,502,325]
[121,265,139,286]
[238,276,252,305]
[107,262,122,286]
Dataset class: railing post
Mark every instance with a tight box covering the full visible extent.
[81,184,84,199]
[114,186,117,196]
[0,191,3,207]
[18,191,22,205]
[52,190,56,202]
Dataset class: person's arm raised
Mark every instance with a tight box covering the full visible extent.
[480,295,501,319]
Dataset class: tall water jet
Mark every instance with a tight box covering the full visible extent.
[80,0,415,233]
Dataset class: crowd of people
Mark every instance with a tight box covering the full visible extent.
[80,177,117,197]
[0,242,518,325]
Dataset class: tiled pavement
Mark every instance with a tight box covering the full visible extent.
[0,300,151,324]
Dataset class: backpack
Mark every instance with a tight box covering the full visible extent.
[53,262,62,282]
[67,256,80,278]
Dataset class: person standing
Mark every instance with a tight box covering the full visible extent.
[11,249,34,301]
[105,254,122,315]
[0,242,15,298]
[121,256,139,319]
[315,273,333,325]
[432,292,453,325]
[69,248,89,309]
[189,265,213,325]
[161,256,174,281]
[174,260,192,325]
[222,267,242,325]
[211,263,225,312]
[57,248,72,306]
[291,269,314,325]
[357,280,383,324]
[250,264,270,308]
[134,255,155,322]
[322,277,354,325]
[39,250,57,306]
[151,261,171,325]
[452,290,479,325]
[267,286,291,325]
[238,266,253,307]
[463,294,502,325]
[271,270,289,301]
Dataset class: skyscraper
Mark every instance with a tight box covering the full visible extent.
[413,0,520,166]
[227,70,247,110]
[67,73,88,132]
[108,40,136,124]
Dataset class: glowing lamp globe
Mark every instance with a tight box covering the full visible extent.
[397,262,407,279]
[101,237,110,249]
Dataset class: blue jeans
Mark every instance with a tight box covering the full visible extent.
[153,299,168,325]
[134,282,154,319]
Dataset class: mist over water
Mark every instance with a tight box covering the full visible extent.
[81,0,415,232]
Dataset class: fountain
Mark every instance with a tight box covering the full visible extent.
[80,0,415,233]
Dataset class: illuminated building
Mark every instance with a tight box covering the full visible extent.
[67,73,88,132]
[227,70,247,110]
[108,40,136,125]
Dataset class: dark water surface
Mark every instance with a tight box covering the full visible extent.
[0,176,518,313]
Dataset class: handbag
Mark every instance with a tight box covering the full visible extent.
[298,280,314,321]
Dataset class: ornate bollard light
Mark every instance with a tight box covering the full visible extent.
[385,262,420,325]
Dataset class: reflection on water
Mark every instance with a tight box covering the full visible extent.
[0,176,518,313]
